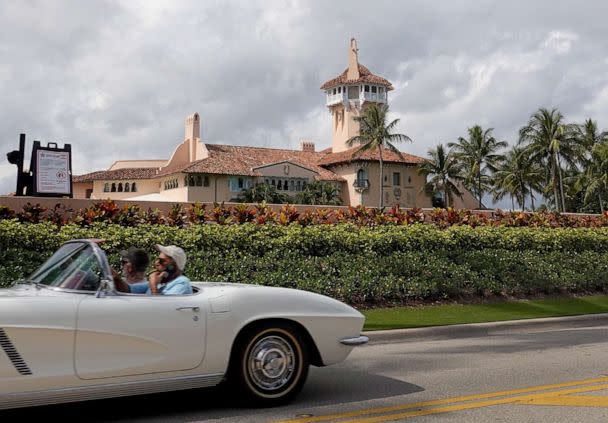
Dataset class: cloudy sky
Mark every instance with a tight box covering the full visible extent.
[1,0,608,201]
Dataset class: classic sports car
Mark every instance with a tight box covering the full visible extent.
[0,240,368,410]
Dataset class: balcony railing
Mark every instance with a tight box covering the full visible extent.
[353,179,370,191]
[326,93,345,106]
[362,92,387,103]
[326,90,387,107]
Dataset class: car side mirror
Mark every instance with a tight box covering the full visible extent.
[95,278,113,298]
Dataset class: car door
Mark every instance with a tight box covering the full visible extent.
[75,293,206,380]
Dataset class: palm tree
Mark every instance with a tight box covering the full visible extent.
[347,104,412,208]
[238,183,287,204]
[492,146,543,210]
[449,125,507,209]
[573,119,608,212]
[575,118,608,153]
[295,181,342,205]
[518,108,580,212]
[418,144,463,208]
[574,141,608,213]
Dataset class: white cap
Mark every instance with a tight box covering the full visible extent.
[155,244,187,271]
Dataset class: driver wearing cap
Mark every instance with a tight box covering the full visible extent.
[128,245,192,295]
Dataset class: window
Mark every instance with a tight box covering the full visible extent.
[131,183,137,192]
[348,86,359,99]
[265,179,269,185]
[290,180,294,191]
[203,176,210,187]
[271,179,276,186]
[184,176,188,187]
[372,86,377,93]
[283,180,288,190]
[296,180,301,191]
[230,176,250,192]
[196,175,202,186]
[393,172,401,186]
[333,88,336,95]
[103,183,109,192]
[111,183,116,192]
[85,189,93,198]
[125,182,130,192]
[365,85,370,92]
[277,179,282,190]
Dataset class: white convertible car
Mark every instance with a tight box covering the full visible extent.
[0,239,368,410]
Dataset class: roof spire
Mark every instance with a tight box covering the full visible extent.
[347,37,360,80]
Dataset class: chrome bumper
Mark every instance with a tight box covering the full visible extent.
[339,335,369,346]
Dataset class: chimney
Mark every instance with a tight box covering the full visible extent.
[346,38,360,80]
[185,113,200,141]
[300,139,315,152]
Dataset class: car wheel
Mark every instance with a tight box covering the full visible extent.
[231,322,309,406]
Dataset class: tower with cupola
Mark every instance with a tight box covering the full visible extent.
[321,38,394,153]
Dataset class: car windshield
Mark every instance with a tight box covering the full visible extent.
[28,242,104,291]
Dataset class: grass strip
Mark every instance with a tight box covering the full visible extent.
[362,295,608,331]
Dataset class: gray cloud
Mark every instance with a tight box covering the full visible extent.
[1,0,608,209]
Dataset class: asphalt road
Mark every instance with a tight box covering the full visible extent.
[3,314,608,422]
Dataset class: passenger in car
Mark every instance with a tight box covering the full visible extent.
[112,247,150,293]
[129,244,193,295]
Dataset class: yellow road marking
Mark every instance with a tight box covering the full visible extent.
[336,383,608,423]
[275,376,608,423]
[339,384,608,423]
[521,394,608,408]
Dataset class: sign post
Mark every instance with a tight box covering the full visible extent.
[5,134,72,197]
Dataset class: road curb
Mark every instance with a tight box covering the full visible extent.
[363,313,608,343]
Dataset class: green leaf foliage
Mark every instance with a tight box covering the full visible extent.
[1,220,606,305]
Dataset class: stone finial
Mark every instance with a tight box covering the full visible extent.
[347,38,360,80]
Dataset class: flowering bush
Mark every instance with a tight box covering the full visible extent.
[0,200,607,228]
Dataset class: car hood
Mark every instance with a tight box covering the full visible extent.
[0,283,66,297]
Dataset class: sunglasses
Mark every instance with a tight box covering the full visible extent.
[156,257,168,265]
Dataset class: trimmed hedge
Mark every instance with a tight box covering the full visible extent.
[1,220,607,305]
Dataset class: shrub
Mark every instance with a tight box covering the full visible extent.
[1,220,606,305]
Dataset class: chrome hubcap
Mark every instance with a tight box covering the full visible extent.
[247,335,296,391]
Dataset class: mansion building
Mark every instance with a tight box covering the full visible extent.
[73,39,477,209]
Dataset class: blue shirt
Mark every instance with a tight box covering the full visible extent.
[129,275,192,295]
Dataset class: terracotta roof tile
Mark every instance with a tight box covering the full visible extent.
[73,144,425,184]
[73,168,158,182]
[158,144,344,182]
[317,146,426,166]
[320,64,394,91]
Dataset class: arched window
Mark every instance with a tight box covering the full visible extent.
[125,182,130,192]
[283,180,288,190]
[111,183,116,192]
[103,183,109,192]
[357,169,367,180]
[118,183,123,192]
[131,183,137,192]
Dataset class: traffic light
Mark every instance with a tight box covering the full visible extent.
[6,150,21,165]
